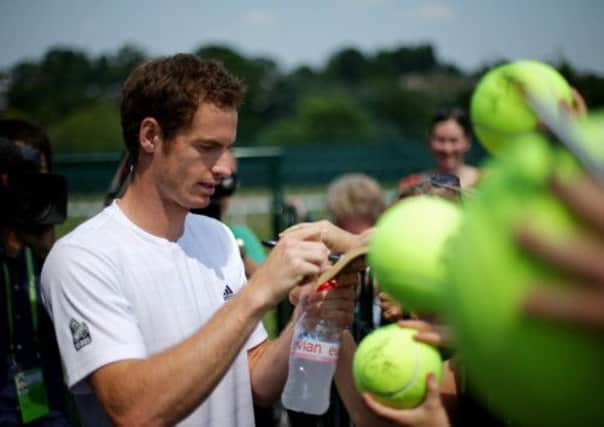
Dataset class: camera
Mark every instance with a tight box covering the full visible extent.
[190,172,239,220]
[0,136,67,227]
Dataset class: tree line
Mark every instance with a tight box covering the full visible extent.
[1,43,603,154]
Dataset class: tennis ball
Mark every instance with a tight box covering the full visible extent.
[445,137,604,427]
[368,196,463,313]
[470,60,573,155]
[353,324,443,408]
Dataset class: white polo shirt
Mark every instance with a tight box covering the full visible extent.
[41,201,267,427]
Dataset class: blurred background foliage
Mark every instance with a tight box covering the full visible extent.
[1,42,603,154]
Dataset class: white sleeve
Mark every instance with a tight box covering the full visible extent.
[41,242,146,390]
[225,227,268,350]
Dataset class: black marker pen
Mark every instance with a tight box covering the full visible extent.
[261,239,341,263]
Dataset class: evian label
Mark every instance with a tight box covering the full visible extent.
[291,332,339,363]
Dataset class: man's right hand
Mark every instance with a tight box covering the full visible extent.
[248,226,331,307]
[280,220,370,254]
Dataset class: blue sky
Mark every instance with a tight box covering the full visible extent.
[1,0,603,74]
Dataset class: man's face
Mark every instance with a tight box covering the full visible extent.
[153,102,238,211]
[429,119,470,173]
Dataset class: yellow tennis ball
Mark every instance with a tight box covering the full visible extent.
[353,324,442,408]
[470,60,573,155]
[368,196,463,313]
[445,137,604,427]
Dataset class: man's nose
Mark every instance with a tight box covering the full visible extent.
[213,154,232,178]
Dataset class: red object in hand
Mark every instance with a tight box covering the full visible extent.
[316,279,337,292]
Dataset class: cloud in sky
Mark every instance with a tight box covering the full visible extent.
[1,1,603,74]
[356,0,395,6]
[243,9,275,27]
[411,3,455,21]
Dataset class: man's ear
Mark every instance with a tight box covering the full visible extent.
[139,117,162,154]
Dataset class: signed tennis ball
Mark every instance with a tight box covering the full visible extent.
[471,60,573,155]
[353,324,442,409]
[368,196,463,313]
[445,137,604,427]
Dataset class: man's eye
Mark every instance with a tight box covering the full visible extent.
[197,144,217,152]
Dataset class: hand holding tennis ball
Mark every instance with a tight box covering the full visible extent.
[353,324,443,409]
[445,137,604,427]
[470,60,573,155]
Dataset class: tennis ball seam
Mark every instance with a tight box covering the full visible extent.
[364,342,421,400]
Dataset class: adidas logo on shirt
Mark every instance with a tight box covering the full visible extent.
[223,284,234,301]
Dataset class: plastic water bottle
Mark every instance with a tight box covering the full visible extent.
[281,280,341,415]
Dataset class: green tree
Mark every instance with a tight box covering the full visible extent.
[48,99,122,154]
[259,94,372,145]
[5,45,147,128]
[7,48,94,125]
[195,45,282,144]
[324,47,370,84]
[370,44,438,78]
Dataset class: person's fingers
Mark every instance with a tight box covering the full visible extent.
[378,292,391,303]
[281,240,331,268]
[397,319,434,332]
[280,221,328,243]
[523,285,604,331]
[570,87,588,117]
[516,228,604,286]
[290,284,317,306]
[289,286,302,305]
[549,174,604,235]
[423,372,441,405]
[384,310,403,322]
[278,226,323,243]
[398,320,454,348]
[362,393,416,425]
[281,223,364,267]
[283,220,363,253]
[280,221,312,234]
[413,331,445,347]
[331,271,360,289]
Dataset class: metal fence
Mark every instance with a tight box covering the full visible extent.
[54,141,487,192]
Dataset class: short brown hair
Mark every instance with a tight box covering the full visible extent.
[326,173,386,226]
[120,53,245,164]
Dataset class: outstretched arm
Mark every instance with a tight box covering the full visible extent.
[516,173,604,332]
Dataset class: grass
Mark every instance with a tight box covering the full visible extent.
[56,216,88,238]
